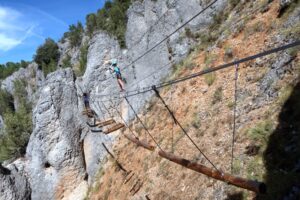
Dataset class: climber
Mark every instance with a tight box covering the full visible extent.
[105,59,126,92]
[83,92,90,110]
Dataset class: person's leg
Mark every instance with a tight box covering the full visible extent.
[85,101,90,110]
[117,78,125,91]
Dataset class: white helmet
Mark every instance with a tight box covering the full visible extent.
[111,59,117,65]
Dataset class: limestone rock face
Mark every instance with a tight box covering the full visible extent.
[0,1,228,199]
[1,63,42,94]
[25,69,87,200]
[61,0,227,185]
[82,0,226,120]
[0,161,31,200]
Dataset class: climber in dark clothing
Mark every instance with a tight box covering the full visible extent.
[106,59,126,92]
[83,93,90,109]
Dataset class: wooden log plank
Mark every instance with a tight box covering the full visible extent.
[158,151,266,194]
[103,123,125,134]
[131,181,143,196]
[124,173,135,184]
[96,119,116,127]
[130,179,140,193]
[125,170,132,178]
[82,109,95,118]
[82,112,93,117]
[124,134,155,151]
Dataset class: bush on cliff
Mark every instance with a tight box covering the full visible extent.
[85,0,131,48]
[0,61,29,80]
[34,38,60,76]
[0,80,32,162]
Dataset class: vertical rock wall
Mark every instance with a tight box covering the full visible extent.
[26,69,87,200]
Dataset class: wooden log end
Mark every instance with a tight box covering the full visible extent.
[158,150,267,194]
[258,182,267,194]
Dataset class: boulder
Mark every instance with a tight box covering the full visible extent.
[0,161,31,200]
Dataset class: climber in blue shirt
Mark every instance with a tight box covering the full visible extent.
[106,59,126,92]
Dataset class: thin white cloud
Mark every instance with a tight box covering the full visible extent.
[0,6,45,52]
[0,34,21,51]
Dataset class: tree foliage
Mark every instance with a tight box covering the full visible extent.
[61,54,72,68]
[79,42,89,76]
[85,0,131,48]
[34,38,60,76]
[63,22,84,47]
[0,80,32,162]
[0,89,14,115]
[0,61,29,80]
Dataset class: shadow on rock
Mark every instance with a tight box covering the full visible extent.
[225,192,244,200]
[258,80,300,200]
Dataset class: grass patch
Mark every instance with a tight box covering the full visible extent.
[134,124,143,135]
[212,87,223,104]
[232,159,242,175]
[287,46,300,58]
[227,101,235,109]
[247,120,274,148]
[61,54,72,69]
[146,118,155,130]
[244,21,266,39]
[224,45,234,61]
[279,21,300,38]
[204,69,216,86]
[157,160,170,178]
[277,85,293,106]
[191,112,201,129]
[278,0,300,18]
[203,53,217,86]
[246,156,265,180]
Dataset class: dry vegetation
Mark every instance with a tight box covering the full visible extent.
[87,1,300,199]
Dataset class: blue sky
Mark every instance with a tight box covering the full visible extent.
[0,0,105,64]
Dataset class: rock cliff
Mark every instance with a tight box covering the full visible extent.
[1,0,299,199]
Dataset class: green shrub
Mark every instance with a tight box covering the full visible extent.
[229,0,240,8]
[247,120,274,146]
[227,101,235,109]
[203,53,217,86]
[0,80,32,162]
[196,32,218,49]
[86,13,97,37]
[65,22,84,48]
[85,0,131,48]
[212,87,223,104]
[78,42,89,76]
[244,21,266,39]
[13,79,31,110]
[224,45,234,61]
[204,66,216,86]
[0,61,29,80]
[191,112,201,129]
[278,0,300,18]
[34,38,60,76]
[185,27,195,39]
[0,89,14,115]
[61,54,72,69]
[1,106,32,158]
